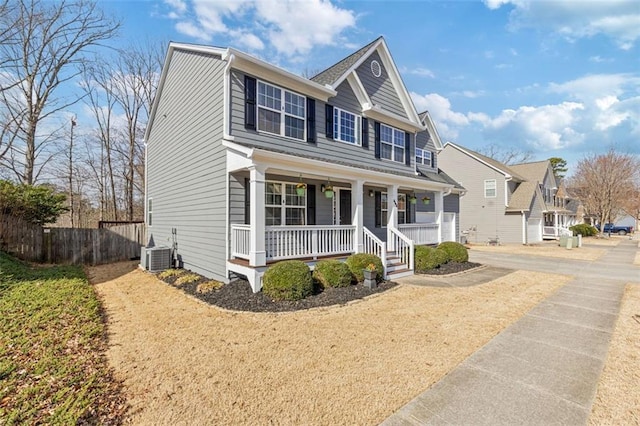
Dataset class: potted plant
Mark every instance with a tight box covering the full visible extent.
[324,185,333,199]
[422,196,431,205]
[409,195,417,205]
[296,182,307,196]
[363,263,377,281]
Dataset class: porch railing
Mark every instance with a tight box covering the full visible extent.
[231,224,251,260]
[388,226,414,271]
[266,225,355,261]
[398,223,439,245]
[363,227,387,278]
[442,213,456,242]
[543,226,572,238]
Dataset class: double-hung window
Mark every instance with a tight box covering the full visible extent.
[265,182,306,226]
[380,124,405,163]
[333,107,360,145]
[257,81,306,140]
[415,148,433,167]
[380,192,406,226]
[484,179,496,198]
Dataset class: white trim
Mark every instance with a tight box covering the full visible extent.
[379,123,405,163]
[363,104,425,132]
[223,53,235,141]
[333,106,361,146]
[346,73,372,108]
[256,79,306,141]
[484,179,497,198]
[420,111,443,150]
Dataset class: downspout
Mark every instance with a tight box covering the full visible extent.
[223,53,236,141]
[505,176,512,207]
[521,210,526,245]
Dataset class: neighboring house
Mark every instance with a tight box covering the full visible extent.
[144,37,463,292]
[439,143,573,244]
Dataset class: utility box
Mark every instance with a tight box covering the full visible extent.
[141,246,171,272]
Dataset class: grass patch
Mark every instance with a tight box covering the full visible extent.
[0,252,124,425]
[174,273,200,286]
[196,281,223,294]
[158,269,184,280]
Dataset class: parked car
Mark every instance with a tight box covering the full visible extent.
[596,223,634,235]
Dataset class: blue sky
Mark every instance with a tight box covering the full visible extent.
[102,0,639,174]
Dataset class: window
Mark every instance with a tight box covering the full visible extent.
[333,107,361,145]
[147,198,152,226]
[257,81,305,140]
[397,193,406,224]
[381,192,388,227]
[484,179,496,198]
[415,148,433,167]
[265,182,306,226]
[380,124,405,163]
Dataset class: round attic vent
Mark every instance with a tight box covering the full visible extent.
[371,60,382,77]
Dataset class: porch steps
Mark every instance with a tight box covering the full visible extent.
[385,251,413,280]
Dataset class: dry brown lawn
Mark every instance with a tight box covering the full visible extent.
[90,262,570,425]
[469,242,605,261]
[634,251,640,266]
[589,284,640,425]
[582,237,622,247]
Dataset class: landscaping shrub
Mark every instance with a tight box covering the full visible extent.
[312,260,353,288]
[570,223,598,237]
[437,241,469,263]
[158,269,183,279]
[196,281,223,293]
[345,253,384,283]
[415,246,449,271]
[174,273,200,286]
[262,260,313,301]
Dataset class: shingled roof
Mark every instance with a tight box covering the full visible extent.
[506,181,538,212]
[509,161,552,185]
[445,142,526,181]
[310,37,382,87]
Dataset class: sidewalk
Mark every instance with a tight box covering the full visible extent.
[383,240,637,425]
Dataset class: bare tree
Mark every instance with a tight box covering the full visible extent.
[568,150,640,233]
[478,143,534,165]
[0,0,119,184]
[620,179,640,232]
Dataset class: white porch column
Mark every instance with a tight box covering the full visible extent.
[553,212,559,237]
[351,179,365,253]
[249,165,266,267]
[435,190,444,243]
[386,184,399,227]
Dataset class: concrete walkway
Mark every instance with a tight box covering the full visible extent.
[383,239,639,425]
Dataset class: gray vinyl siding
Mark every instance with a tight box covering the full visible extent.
[440,146,525,244]
[229,69,414,175]
[355,51,407,119]
[528,190,544,220]
[415,129,438,172]
[229,171,248,225]
[146,49,227,281]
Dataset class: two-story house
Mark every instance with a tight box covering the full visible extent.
[439,143,574,244]
[144,37,463,291]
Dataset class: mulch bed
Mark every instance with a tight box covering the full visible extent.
[158,261,482,312]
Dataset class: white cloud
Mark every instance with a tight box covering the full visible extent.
[407,67,435,78]
[410,92,471,139]
[549,73,640,101]
[164,0,355,56]
[484,0,640,49]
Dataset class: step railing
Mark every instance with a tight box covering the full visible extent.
[387,225,414,271]
[363,227,387,278]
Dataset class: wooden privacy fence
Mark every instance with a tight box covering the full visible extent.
[0,214,145,265]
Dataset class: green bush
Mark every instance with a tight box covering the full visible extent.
[312,260,353,288]
[570,223,598,237]
[345,253,384,283]
[437,241,469,263]
[263,260,313,301]
[415,246,449,271]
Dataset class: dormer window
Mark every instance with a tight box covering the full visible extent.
[333,107,361,145]
[415,148,434,167]
[257,81,305,140]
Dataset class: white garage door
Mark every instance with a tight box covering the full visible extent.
[527,218,542,243]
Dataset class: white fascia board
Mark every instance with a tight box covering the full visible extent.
[251,148,452,191]
[444,142,513,179]
[375,41,422,125]
[363,105,425,133]
[421,111,443,150]
[228,48,336,101]
[222,139,254,157]
[346,73,372,109]
[331,39,383,89]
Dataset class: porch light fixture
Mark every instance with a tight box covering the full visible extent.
[322,179,333,199]
[422,196,431,205]
[368,189,374,198]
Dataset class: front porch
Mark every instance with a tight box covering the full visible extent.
[225,143,458,292]
[542,210,574,240]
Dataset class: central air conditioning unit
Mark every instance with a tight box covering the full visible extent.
[141,246,171,272]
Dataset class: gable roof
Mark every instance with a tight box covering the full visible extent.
[312,36,423,131]
[443,142,526,181]
[418,111,443,150]
[506,181,537,212]
[509,161,555,186]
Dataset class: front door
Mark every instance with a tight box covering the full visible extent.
[336,189,352,225]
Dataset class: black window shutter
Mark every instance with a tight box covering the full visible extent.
[374,122,381,159]
[244,76,256,130]
[407,201,413,223]
[244,178,250,225]
[431,151,435,168]
[361,117,369,148]
[375,191,381,228]
[306,98,316,143]
[306,185,316,225]
[405,132,411,165]
[325,104,334,139]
